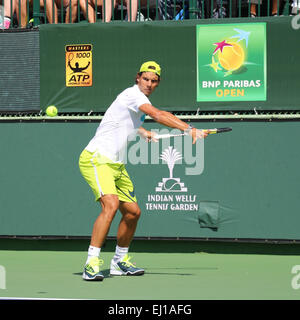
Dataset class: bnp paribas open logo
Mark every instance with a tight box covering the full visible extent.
[209,30,248,77]
[196,23,267,102]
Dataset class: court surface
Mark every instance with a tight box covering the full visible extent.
[0,239,300,300]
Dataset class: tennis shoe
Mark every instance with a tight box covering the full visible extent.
[110,254,144,276]
[82,256,104,281]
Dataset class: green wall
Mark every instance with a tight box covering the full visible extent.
[40,16,300,113]
[1,120,300,240]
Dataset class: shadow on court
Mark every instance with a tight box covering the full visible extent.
[72,267,212,277]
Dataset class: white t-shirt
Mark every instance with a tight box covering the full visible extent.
[85,84,151,163]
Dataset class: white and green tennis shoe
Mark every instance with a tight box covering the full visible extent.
[110,254,144,276]
[82,257,104,281]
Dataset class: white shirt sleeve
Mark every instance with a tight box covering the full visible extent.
[126,85,151,113]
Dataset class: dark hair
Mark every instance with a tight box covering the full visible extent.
[135,72,160,84]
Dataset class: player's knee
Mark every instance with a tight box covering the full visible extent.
[100,204,118,223]
[107,201,119,214]
[100,194,119,216]
[135,207,141,219]
[102,210,117,224]
[120,202,141,221]
[130,205,141,221]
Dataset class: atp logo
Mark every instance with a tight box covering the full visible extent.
[65,44,93,87]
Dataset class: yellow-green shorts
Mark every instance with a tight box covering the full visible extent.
[79,149,137,203]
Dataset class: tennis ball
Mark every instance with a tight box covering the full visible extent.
[46,105,58,117]
[218,42,245,71]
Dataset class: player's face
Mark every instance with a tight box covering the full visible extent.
[136,72,160,96]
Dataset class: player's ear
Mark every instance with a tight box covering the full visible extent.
[135,72,142,84]
[155,76,160,87]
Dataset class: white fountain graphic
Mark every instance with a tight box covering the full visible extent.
[155,146,187,192]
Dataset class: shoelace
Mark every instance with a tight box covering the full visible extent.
[89,257,104,267]
[85,257,104,274]
[98,259,104,267]
[122,255,136,267]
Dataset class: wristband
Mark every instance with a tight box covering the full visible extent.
[184,124,194,134]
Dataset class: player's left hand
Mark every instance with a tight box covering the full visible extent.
[189,128,208,144]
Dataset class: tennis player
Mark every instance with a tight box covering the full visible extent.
[79,61,208,281]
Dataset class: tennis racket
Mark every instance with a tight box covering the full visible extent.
[153,127,232,140]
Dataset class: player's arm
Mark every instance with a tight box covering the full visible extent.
[138,126,158,142]
[139,103,207,144]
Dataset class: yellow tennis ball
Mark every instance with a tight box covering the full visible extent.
[218,42,245,71]
[46,105,58,117]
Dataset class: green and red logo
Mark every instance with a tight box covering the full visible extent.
[196,23,267,102]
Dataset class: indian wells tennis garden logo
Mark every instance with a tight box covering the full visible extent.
[155,146,187,192]
[145,146,199,212]
[196,23,266,101]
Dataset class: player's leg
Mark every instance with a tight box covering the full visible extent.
[90,194,119,249]
[116,201,141,248]
[110,167,144,276]
[79,150,119,280]
[113,165,140,248]
[82,194,119,281]
[110,201,144,276]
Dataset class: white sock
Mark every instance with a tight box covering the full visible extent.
[86,245,101,264]
[113,245,128,263]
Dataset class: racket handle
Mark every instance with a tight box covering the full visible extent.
[205,127,232,134]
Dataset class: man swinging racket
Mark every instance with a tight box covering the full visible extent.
[79,61,208,281]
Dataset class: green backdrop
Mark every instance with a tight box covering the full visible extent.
[1,120,300,240]
[39,16,300,112]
